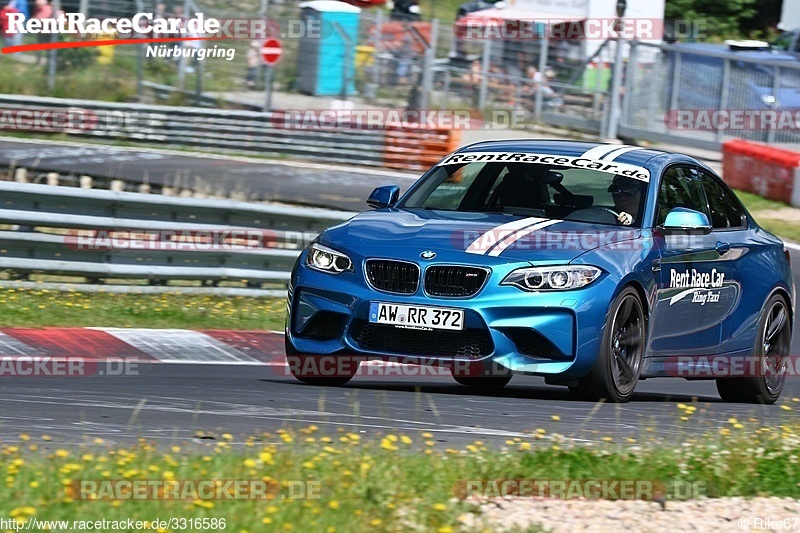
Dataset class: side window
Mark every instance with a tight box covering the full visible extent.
[656,166,707,226]
[698,171,747,229]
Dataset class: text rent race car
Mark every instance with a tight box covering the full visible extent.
[286,140,794,403]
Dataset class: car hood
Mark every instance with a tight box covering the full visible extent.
[320,208,642,265]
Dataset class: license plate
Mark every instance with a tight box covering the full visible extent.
[369,302,464,331]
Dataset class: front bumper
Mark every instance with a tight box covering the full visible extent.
[287,260,616,379]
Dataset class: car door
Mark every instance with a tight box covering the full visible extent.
[649,166,731,355]
[695,168,749,354]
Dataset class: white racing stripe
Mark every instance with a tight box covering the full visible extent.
[579,144,631,160]
[465,217,549,255]
[487,219,561,257]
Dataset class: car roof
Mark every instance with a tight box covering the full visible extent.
[456,139,671,169]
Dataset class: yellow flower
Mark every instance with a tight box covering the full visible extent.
[400,435,412,445]
[438,528,454,533]
[370,519,382,526]
[519,442,531,451]
[677,403,687,410]
[222,433,233,441]
[41,435,52,441]
[433,503,447,511]
[551,415,561,421]
[19,434,29,442]
[55,449,69,458]
[386,434,398,442]
[29,481,39,488]
[260,451,274,463]
[380,438,398,451]
[728,417,738,424]
[262,518,273,525]
[244,459,256,468]
[781,405,792,411]
[302,461,315,469]
[421,432,433,438]
[329,501,340,509]
[193,500,215,509]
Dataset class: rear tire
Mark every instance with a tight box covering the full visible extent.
[285,337,357,387]
[716,294,791,404]
[569,287,645,403]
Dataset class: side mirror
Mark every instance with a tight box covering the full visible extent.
[367,185,400,209]
[660,207,712,235]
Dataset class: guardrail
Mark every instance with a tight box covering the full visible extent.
[0,95,459,172]
[0,181,355,293]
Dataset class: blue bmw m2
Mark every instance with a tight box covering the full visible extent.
[286,140,794,403]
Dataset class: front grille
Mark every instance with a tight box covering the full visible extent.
[425,266,488,297]
[350,320,493,359]
[365,260,419,294]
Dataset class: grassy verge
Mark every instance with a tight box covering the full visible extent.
[0,289,284,330]
[2,417,800,531]
[735,190,800,243]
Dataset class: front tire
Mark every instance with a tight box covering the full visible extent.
[716,294,791,404]
[569,287,645,403]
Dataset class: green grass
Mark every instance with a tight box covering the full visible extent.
[0,288,284,330]
[735,190,800,243]
[2,417,800,531]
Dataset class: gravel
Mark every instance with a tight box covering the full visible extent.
[460,497,800,532]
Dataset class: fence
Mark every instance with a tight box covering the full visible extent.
[620,41,800,151]
[0,180,353,293]
[8,1,800,151]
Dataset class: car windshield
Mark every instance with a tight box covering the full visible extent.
[401,161,649,228]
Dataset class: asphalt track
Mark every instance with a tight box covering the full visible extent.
[0,138,417,211]
[0,136,798,448]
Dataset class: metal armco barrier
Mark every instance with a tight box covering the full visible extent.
[0,95,456,171]
[0,181,355,288]
[722,140,800,207]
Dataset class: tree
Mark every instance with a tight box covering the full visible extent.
[664,0,782,41]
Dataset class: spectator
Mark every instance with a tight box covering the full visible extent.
[0,1,22,48]
[32,0,54,65]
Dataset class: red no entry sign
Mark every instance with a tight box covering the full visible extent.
[261,39,282,66]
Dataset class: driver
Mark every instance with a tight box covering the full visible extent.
[608,176,645,226]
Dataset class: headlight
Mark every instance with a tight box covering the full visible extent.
[306,243,352,274]
[761,94,776,106]
[501,265,601,291]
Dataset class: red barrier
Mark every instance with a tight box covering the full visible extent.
[722,139,800,206]
[382,126,461,171]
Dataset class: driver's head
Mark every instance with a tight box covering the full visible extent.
[608,176,644,219]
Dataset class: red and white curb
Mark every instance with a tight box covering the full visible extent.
[0,328,286,366]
